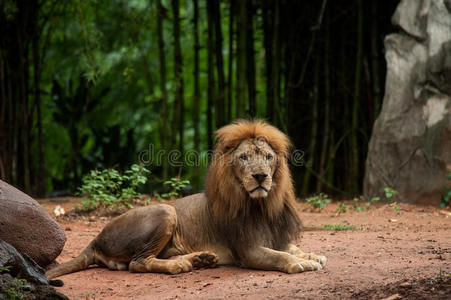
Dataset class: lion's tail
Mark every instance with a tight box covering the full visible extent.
[46,242,96,279]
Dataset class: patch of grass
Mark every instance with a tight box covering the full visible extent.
[323,224,356,231]
[335,202,347,214]
[306,193,331,212]
[428,270,450,285]
[76,164,150,211]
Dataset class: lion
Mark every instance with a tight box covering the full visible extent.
[47,120,326,278]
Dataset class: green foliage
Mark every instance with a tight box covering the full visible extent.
[306,193,331,211]
[1,265,31,299]
[335,202,347,215]
[336,195,382,215]
[441,172,451,208]
[6,278,31,300]
[77,164,150,211]
[0,265,11,273]
[352,196,364,212]
[428,270,450,285]
[323,224,356,231]
[393,204,401,211]
[370,196,381,203]
[383,187,398,201]
[160,177,190,199]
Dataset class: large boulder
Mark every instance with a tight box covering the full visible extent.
[0,180,66,267]
[364,0,451,204]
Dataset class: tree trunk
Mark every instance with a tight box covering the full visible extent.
[227,0,235,122]
[0,54,7,182]
[172,0,184,156]
[193,0,201,189]
[371,0,381,120]
[245,0,256,117]
[263,0,274,122]
[157,0,169,178]
[316,11,331,192]
[301,54,320,194]
[33,35,45,197]
[236,0,247,118]
[206,0,215,150]
[212,0,226,128]
[350,0,363,194]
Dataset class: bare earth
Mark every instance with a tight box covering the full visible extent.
[39,198,451,300]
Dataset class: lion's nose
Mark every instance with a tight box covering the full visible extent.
[252,173,268,184]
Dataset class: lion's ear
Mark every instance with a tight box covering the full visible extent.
[214,122,239,153]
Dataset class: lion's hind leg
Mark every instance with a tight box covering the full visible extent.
[129,251,218,275]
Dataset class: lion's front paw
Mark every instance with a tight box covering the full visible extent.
[168,259,193,274]
[286,259,322,273]
[297,253,327,267]
[315,255,327,267]
[285,262,305,274]
[298,259,322,271]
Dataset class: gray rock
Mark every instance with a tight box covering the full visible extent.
[364,0,451,205]
[0,180,66,267]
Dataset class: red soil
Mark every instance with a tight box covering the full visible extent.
[38,198,451,299]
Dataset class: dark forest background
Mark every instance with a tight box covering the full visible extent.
[0,0,400,198]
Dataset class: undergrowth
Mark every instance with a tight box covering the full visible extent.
[76,164,150,211]
[159,177,190,199]
[323,224,356,231]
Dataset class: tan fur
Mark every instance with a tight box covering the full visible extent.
[47,120,326,279]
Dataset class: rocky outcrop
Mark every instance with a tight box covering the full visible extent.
[364,0,451,204]
[0,239,63,287]
[0,180,66,267]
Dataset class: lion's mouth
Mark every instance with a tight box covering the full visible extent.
[249,186,269,198]
[250,186,268,193]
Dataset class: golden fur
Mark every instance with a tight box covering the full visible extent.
[47,119,326,279]
[206,119,296,221]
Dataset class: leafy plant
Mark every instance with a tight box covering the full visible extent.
[306,193,331,211]
[370,196,381,203]
[428,270,450,285]
[393,204,401,211]
[335,202,347,215]
[383,187,398,201]
[7,278,31,300]
[0,265,11,273]
[441,172,451,208]
[160,177,190,199]
[352,196,366,212]
[1,265,31,299]
[77,164,150,211]
[323,224,356,231]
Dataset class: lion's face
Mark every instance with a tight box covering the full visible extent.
[231,138,277,199]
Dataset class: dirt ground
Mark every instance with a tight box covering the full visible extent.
[38,197,451,300]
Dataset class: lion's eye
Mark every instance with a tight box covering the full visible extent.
[239,154,248,161]
[266,154,273,160]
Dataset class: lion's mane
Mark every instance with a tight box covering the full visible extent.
[204,119,301,254]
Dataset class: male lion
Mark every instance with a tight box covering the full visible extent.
[47,120,326,278]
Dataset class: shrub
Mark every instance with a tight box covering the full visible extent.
[306,193,331,211]
[160,177,190,199]
[77,164,150,211]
